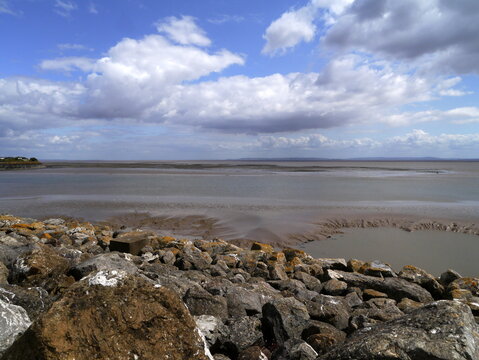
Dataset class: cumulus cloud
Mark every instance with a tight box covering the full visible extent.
[262,4,317,55]
[156,16,211,47]
[262,0,354,55]
[154,55,435,133]
[322,0,479,74]
[40,57,95,72]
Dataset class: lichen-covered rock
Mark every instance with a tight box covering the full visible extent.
[9,244,73,294]
[439,269,462,286]
[321,279,348,296]
[398,265,444,299]
[3,272,212,360]
[319,301,479,360]
[0,299,31,356]
[359,260,396,278]
[262,297,310,345]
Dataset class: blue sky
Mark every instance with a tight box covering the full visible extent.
[1,0,479,159]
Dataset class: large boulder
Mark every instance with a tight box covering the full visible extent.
[319,300,479,360]
[0,285,51,321]
[398,265,444,299]
[2,271,213,360]
[0,299,31,357]
[184,286,229,320]
[306,295,350,330]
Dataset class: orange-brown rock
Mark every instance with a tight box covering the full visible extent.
[283,248,307,262]
[251,242,274,253]
[10,244,73,294]
[3,273,212,360]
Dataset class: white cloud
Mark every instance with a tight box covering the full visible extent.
[382,107,479,126]
[262,0,354,55]
[262,5,317,55]
[322,0,479,74]
[208,14,245,25]
[54,0,77,17]
[156,16,211,47]
[40,57,95,72]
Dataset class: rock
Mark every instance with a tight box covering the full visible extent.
[3,273,212,360]
[268,279,317,301]
[316,258,347,271]
[219,316,263,355]
[43,218,65,226]
[319,300,479,360]
[350,298,404,324]
[9,244,73,294]
[184,286,229,320]
[321,279,348,296]
[448,277,479,297]
[225,285,270,317]
[302,321,346,355]
[397,297,424,313]
[251,242,274,253]
[346,258,365,272]
[439,268,462,286]
[214,355,232,360]
[238,346,270,360]
[262,297,310,345]
[109,231,152,255]
[293,271,322,292]
[343,291,363,308]
[0,285,51,321]
[285,339,318,360]
[268,263,288,281]
[359,260,396,277]
[0,263,8,284]
[362,288,388,300]
[195,315,226,347]
[306,295,350,330]
[179,244,213,271]
[68,252,138,280]
[398,265,444,299]
[283,248,308,262]
[329,270,433,303]
[0,299,31,356]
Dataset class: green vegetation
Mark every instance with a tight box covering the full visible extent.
[0,156,41,164]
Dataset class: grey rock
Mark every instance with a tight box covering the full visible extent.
[439,269,462,286]
[219,316,263,354]
[268,263,288,281]
[184,286,229,320]
[0,263,8,284]
[268,279,317,301]
[286,339,318,360]
[195,315,226,347]
[43,218,65,226]
[68,252,138,280]
[319,300,479,360]
[293,272,322,292]
[0,285,51,321]
[0,299,31,356]
[316,258,347,271]
[306,295,350,330]
[329,270,433,303]
[262,297,310,345]
[343,291,362,308]
[225,285,268,317]
[350,298,404,325]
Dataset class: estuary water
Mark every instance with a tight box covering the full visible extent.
[0,161,478,249]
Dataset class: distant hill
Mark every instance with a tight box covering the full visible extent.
[234,157,479,162]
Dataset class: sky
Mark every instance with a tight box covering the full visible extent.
[1,0,479,160]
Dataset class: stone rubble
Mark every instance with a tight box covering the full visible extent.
[0,213,478,360]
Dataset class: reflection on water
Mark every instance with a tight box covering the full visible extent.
[298,228,479,276]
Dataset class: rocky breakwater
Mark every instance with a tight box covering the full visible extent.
[0,214,478,360]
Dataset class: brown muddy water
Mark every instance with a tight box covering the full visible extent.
[298,227,479,276]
